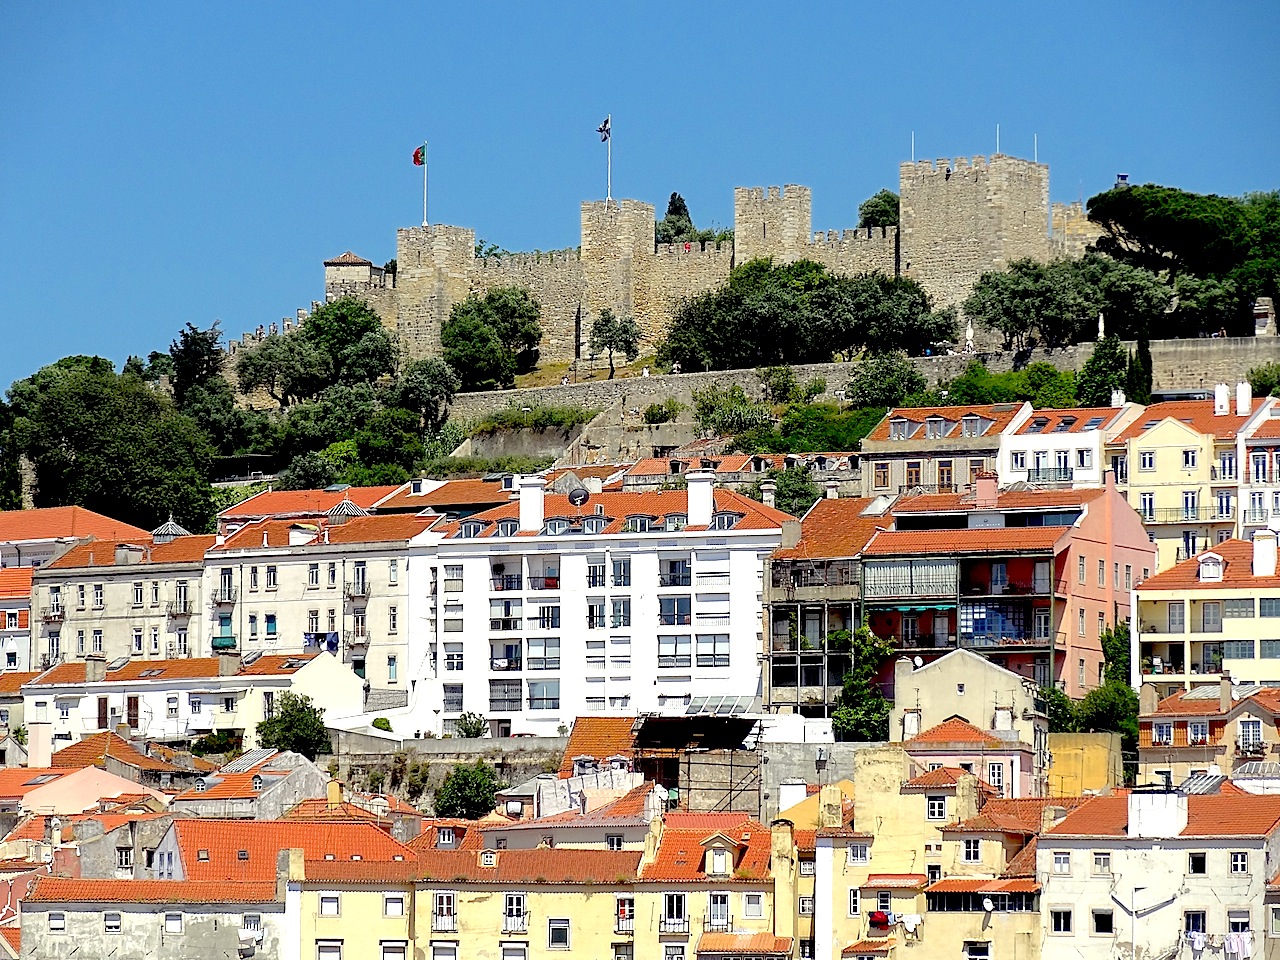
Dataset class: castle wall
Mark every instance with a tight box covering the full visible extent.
[733,185,812,263]
[1051,201,1106,258]
[807,226,899,277]
[394,224,477,359]
[474,249,586,360]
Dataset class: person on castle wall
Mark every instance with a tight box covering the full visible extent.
[672,361,682,374]
[642,367,650,378]
[561,375,570,385]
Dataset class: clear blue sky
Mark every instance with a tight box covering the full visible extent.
[2,2,1277,389]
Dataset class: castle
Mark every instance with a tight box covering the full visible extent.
[269,154,1101,364]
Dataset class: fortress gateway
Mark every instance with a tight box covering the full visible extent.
[310,154,1099,364]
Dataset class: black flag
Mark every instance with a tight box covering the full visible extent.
[597,117,611,142]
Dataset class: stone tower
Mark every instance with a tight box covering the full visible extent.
[392,224,477,360]
[733,185,812,263]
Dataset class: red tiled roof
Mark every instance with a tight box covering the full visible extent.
[1139,538,1280,591]
[1113,399,1255,442]
[902,767,970,789]
[417,848,641,883]
[641,816,771,881]
[324,251,373,266]
[284,799,382,822]
[865,873,927,889]
[29,653,317,687]
[946,797,1092,836]
[843,940,895,956]
[0,570,32,600]
[793,829,816,854]
[865,403,1027,442]
[320,514,436,543]
[46,535,215,569]
[862,526,1070,557]
[1012,407,1126,436]
[1248,417,1280,440]
[417,479,512,508]
[773,497,885,560]
[0,672,37,696]
[52,732,180,773]
[0,768,72,799]
[219,486,400,520]
[697,932,793,955]
[0,507,149,544]
[892,487,1102,514]
[927,878,1039,893]
[26,877,277,904]
[1049,792,1280,838]
[170,820,414,880]
[0,926,16,954]
[1003,836,1039,877]
[1147,686,1280,719]
[906,717,1001,745]
[545,464,633,484]
[558,717,636,777]
[407,820,483,852]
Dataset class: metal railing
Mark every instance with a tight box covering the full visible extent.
[615,915,634,934]
[432,914,457,933]
[490,657,522,672]
[659,917,690,934]
[490,617,522,632]
[1027,467,1073,483]
[344,580,371,599]
[1244,508,1270,523]
[40,606,65,622]
[1150,507,1218,523]
[211,588,237,605]
[488,696,521,711]
[703,911,732,931]
[490,575,523,591]
[527,576,559,590]
[658,613,691,626]
[502,914,528,933]
[586,613,606,629]
[659,572,692,587]
[166,600,193,618]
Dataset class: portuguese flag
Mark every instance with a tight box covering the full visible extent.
[412,145,426,166]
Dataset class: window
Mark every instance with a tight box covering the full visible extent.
[265,566,278,589]
[1139,450,1156,470]
[1098,559,1105,587]
[527,637,560,670]
[663,892,686,922]
[265,614,277,637]
[308,610,320,633]
[48,912,65,932]
[164,913,182,934]
[388,605,398,633]
[1187,852,1206,874]
[1241,718,1263,747]
[657,635,691,668]
[1077,448,1092,469]
[1184,911,1206,934]
[389,559,398,585]
[167,696,179,719]
[1223,639,1255,659]
[104,913,121,933]
[381,945,407,960]
[387,656,398,683]
[877,891,891,912]
[1263,640,1280,659]
[1153,722,1173,745]
[1078,608,1086,637]
[799,858,815,875]
[1139,491,1155,520]
[317,943,343,960]
[1125,564,1133,589]
[848,843,868,863]
[1050,909,1072,934]
[248,567,258,591]
[528,679,559,710]
[1189,721,1208,744]
[1052,851,1070,874]
[709,848,729,875]
[117,847,133,869]
[611,598,631,628]
[963,839,980,863]
[848,889,860,915]
[799,896,814,916]
[150,627,159,652]
[605,834,623,851]
[612,557,631,587]
[377,892,399,915]
[1224,598,1255,618]
[320,894,340,915]
[444,643,464,671]
[1092,910,1114,935]
[1011,451,1026,470]
[873,462,889,489]
[308,563,320,587]
[132,628,143,653]
[927,864,941,883]
[1261,598,1280,617]
[965,943,990,960]
[1183,449,1197,469]
[249,615,258,638]
[744,892,764,918]
[696,634,729,667]
[905,461,922,487]
[926,796,946,820]
[1230,851,1248,873]
[889,420,908,440]
[1078,556,1086,583]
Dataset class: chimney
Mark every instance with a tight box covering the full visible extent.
[770,819,797,941]
[974,471,998,509]
[1040,805,1068,834]
[760,479,777,508]
[115,722,131,740]
[217,649,241,676]
[276,847,306,901]
[49,817,62,847]
[214,533,226,547]
[1237,382,1252,416]
[289,524,315,546]
[818,783,843,829]
[1139,682,1159,715]
[27,714,52,768]
[85,654,107,683]
[825,480,839,500]
[1220,672,1234,713]
[584,477,603,494]
[777,778,807,814]
[1110,388,1125,408]
[1253,528,1277,577]
[114,544,144,565]
[1127,789,1188,838]
[518,476,546,533]
[686,469,715,527]
[781,519,801,549]
[327,778,343,810]
[1214,383,1230,416]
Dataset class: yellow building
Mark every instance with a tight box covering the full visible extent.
[1137,678,1280,783]
[1044,733,1123,796]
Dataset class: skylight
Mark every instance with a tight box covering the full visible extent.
[1084,417,1105,430]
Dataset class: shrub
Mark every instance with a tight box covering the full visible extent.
[472,404,599,435]
[691,384,772,435]
[366,769,386,791]
[758,365,801,404]
[454,712,487,739]
[191,730,241,757]
[372,717,393,733]
[642,398,683,424]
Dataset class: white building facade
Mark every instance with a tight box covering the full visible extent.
[997,405,1140,488]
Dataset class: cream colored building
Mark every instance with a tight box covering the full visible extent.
[1137,679,1280,784]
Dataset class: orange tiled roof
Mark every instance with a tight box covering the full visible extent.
[1003,836,1039,877]
[1113,398,1255,442]
[558,716,636,777]
[696,932,793,955]
[773,497,885,560]
[545,464,633,484]
[865,873,927,889]
[219,486,401,520]
[0,507,149,544]
[0,672,37,696]
[1147,686,1280,719]
[26,877,277,904]
[641,816,771,881]
[907,717,1001,746]
[320,514,436,543]
[417,479,512,507]
[28,653,316,687]
[0,569,32,600]
[1012,407,1127,436]
[284,799,382,822]
[1139,538,1280,591]
[865,403,1027,442]
[901,767,971,790]
[408,820,483,852]
[1248,417,1280,440]
[862,526,1070,557]
[51,732,180,773]
[0,768,71,799]
[46,535,216,569]
[0,926,16,954]
[1049,792,1280,838]
[843,939,895,956]
[927,877,1039,893]
[793,829,816,854]
[170,820,414,880]
[324,251,373,266]
[946,797,1093,836]
[416,847,641,883]
[891,487,1103,514]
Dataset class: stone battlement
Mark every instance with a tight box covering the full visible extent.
[653,240,734,262]
[475,248,581,272]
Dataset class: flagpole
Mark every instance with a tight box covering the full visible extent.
[422,141,429,227]
[606,114,612,204]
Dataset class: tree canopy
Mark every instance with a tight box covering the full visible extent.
[655,192,731,246]
[442,287,542,390]
[858,189,900,229]
[589,308,642,379]
[254,691,331,760]
[1075,336,1129,406]
[433,760,500,819]
[831,624,895,741]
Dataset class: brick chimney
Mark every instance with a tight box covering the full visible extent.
[217,650,241,676]
[974,471,999,509]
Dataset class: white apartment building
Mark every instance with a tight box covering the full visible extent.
[407,472,789,736]
[997,404,1141,487]
[1237,401,1280,540]
[1038,788,1280,960]
[21,650,364,754]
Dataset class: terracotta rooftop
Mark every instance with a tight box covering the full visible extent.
[0,569,32,600]
[842,939,895,956]
[1003,836,1039,877]
[284,799,382,822]
[945,796,1093,836]
[558,716,636,777]
[51,732,182,773]
[865,403,1028,442]
[417,479,511,508]
[0,768,71,799]
[0,926,16,954]
[0,507,149,544]
[772,497,885,560]
[28,653,317,687]
[1146,686,1280,719]
[865,873,928,888]
[891,487,1103,514]
[696,932,793,955]
[319,513,436,543]
[47,535,216,569]
[26,877,277,904]
[641,815,771,882]
[219,486,401,520]
[323,250,374,266]
[0,672,37,696]
[1049,792,1280,838]
[901,767,971,790]
[1247,416,1280,440]
[1113,398,1255,442]
[927,877,1039,893]
[1012,407,1127,436]
[170,820,414,880]
[906,717,1002,746]
[1139,538,1280,591]
[416,847,641,883]
[862,526,1071,557]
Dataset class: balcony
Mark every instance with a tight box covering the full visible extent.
[1027,466,1073,484]
[490,657,522,672]
[185,710,216,733]
[1244,508,1270,524]
[961,579,1051,597]
[527,656,559,670]
[527,576,559,590]
[211,588,237,605]
[344,580,371,599]
[489,696,522,712]
[658,655,692,668]
[659,917,691,934]
[659,572,692,587]
[1149,507,1219,524]
[616,916,635,934]
[491,575,523,592]
[211,635,236,650]
[703,912,732,932]
[166,600,193,618]
[528,697,560,710]
[658,613,692,626]
[1237,738,1267,758]
[432,914,457,933]
[587,572,608,589]
[40,606,65,623]
[490,617,522,632]
[962,632,1055,649]
[897,483,964,495]
[531,616,561,630]
[343,629,368,645]
[502,914,529,934]
[586,613,606,629]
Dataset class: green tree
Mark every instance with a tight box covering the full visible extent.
[831,624,895,741]
[1248,361,1280,397]
[845,352,926,408]
[277,452,337,491]
[302,296,397,385]
[440,295,526,391]
[655,192,696,244]
[169,321,225,408]
[748,465,820,517]
[0,402,22,511]
[255,692,331,760]
[589,308,642,379]
[354,407,425,472]
[395,358,459,432]
[235,333,327,408]
[1040,686,1077,733]
[454,712,487,739]
[858,189,900,229]
[372,717,393,732]
[1124,337,1153,405]
[433,760,499,819]
[1076,335,1130,406]
[1076,681,1139,782]
[1099,622,1132,686]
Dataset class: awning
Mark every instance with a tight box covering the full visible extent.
[865,873,928,889]
[927,878,1039,893]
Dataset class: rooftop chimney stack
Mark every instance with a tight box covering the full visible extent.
[974,471,999,509]
[1253,528,1277,578]
[1214,384,1230,416]
[686,470,715,527]
[217,649,241,676]
[1237,381,1252,416]
[825,480,839,500]
[760,479,777,508]
[1110,389,1125,408]
[1127,789,1188,838]
[85,654,107,684]
[518,476,547,533]
[1220,672,1234,713]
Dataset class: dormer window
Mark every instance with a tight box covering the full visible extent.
[496,519,518,537]
[194,778,207,793]
[583,517,606,535]
[459,521,484,539]
[251,774,263,792]
[665,514,687,532]
[1198,554,1223,582]
[501,475,515,490]
[961,416,982,437]
[889,420,909,440]
[707,848,730,875]
[925,418,945,438]
[710,512,741,530]
[1026,418,1048,434]
[437,827,455,848]
[624,516,651,533]
[545,519,569,536]
[411,479,424,495]
[669,461,685,476]
[481,850,496,866]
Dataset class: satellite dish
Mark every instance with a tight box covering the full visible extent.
[982,897,995,913]
[913,656,924,668]
[567,488,590,507]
